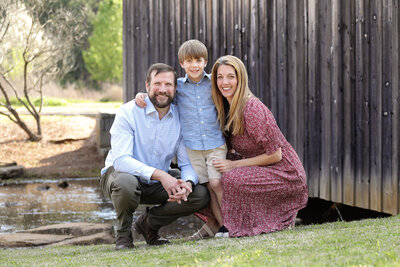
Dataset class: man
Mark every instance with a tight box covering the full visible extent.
[100,63,209,250]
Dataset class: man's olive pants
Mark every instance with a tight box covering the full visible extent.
[100,167,209,238]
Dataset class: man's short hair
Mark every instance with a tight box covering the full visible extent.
[146,63,178,87]
[178,39,208,63]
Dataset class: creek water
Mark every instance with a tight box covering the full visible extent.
[0,178,203,239]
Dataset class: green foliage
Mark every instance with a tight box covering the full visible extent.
[0,215,400,266]
[0,97,67,107]
[83,0,123,83]
[22,0,102,86]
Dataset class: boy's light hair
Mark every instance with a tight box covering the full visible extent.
[178,39,208,63]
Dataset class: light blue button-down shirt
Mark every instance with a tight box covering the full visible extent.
[101,97,198,185]
[176,72,225,150]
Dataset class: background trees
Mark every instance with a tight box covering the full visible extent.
[83,0,123,83]
[0,0,123,141]
[0,0,88,140]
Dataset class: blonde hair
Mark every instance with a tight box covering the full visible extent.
[178,39,208,62]
[211,55,253,135]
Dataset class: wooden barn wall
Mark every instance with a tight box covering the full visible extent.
[123,0,400,215]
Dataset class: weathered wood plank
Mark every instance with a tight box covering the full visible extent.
[276,0,286,132]
[319,0,331,201]
[354,0,367,209]
[226,0,234,55]
[305,0,320,198]
[149,0,157,64]
[295,0,306,164]
[234,0,242,59]
[286,0,297,147]
[211,0,219,65]
[342,0,356,206]
[268,0,278,115]
[392,0,400,216]
[193,0,199,40]
[186,0,193,38]
[381,0,396,215]
[330,0,342,203]
[220,0,227,56]
[198,0,207,45]
[369,0,383,212]
[361,0,371,209]
[257,0,267,103]
[249,0,258,96]
[241,0,249,69]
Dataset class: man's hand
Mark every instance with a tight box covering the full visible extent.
[134,92,147,108]
[168,181,192,203]
[152,170,192,203]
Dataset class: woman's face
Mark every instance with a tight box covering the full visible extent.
[216,64,238,104]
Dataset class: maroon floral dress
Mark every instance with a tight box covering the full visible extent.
[221,97,308,237]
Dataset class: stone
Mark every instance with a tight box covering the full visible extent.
[0,164,25,179]
[96,112,115,159]
[0,223,115,248]
[0,233,71,248]
[20,222,114,236]
[50,232,114,246]
[0,161,17,167]
[57,180,69,188]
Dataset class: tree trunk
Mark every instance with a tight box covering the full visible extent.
[5,104,42,141]
[16,119,42,141]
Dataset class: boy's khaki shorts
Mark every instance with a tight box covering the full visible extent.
[186,144,227,184]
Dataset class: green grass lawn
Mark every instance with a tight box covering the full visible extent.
[1,215,399,266]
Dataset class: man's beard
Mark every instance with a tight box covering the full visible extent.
[149,92,174,108]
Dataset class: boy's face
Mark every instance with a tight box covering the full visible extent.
[180,57,207,83]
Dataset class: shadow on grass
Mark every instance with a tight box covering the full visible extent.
[26,130,104,178]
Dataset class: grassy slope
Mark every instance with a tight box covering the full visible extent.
[1,215,399,266]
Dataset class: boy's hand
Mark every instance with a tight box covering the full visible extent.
[134,92,147,108]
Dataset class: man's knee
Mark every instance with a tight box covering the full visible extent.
[189,184,210,210]
[111,172,141,205]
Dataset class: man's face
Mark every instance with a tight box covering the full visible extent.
[146,71,176,109]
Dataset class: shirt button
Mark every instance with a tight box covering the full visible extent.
[199,108,202,111]
[197,96,200,99]
[201,121,204,124]
[203,134,206,137]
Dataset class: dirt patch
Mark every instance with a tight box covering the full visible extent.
[0,115,104,179]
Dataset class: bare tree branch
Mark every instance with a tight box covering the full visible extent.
[0,0,88,141]
[0,110,17,124]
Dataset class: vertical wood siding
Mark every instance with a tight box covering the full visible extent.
[123,0,400,215]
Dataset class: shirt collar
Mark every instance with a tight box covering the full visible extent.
[182,72,211,84]
[144,96,175,117]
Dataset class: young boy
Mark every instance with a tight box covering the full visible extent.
[135,39,228,238]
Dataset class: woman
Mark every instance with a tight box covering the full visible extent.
[193,55,308,238]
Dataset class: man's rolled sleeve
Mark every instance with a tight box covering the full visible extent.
[113,156,155,182]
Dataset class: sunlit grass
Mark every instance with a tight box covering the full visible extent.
[1,215,399,266]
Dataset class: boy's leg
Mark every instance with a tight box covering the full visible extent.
[206,144,228,232]
[206,181,223,226]
[209,179,223,207]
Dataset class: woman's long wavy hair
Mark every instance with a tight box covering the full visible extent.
[211,55,253,136]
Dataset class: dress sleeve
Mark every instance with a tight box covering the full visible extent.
[244,98,284,155]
